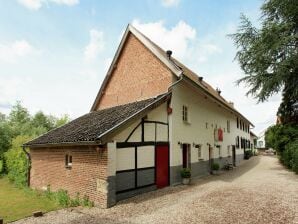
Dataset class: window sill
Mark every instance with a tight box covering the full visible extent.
[65,166,72,169]
[183,120,191,125]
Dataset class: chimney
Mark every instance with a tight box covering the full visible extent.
[228,101,234,107]
[216,87,221,95]
[166,50,172,59]
[198,77,203,82]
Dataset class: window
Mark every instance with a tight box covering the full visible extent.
[206,122,208,129]
[227,120,230,133]
[237,117,239,128]
[182,105,189,123]
[196,144,202,160]
[218,146,222,158]
[65,154,72,168]
[236,136,240,148]
[227,145,231,157]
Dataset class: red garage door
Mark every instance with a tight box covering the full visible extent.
[156,145,169,188]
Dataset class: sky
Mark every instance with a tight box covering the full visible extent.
[0,0,281,134]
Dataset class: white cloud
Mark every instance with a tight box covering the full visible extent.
[18,0,42,10]
[132,20,196,59]
[17,0,79,10]
[84,29,105,62]
[161,0,180,7]
[132,19,221,63]
[0,40,38,63]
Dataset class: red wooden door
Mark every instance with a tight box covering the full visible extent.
[156,145,169,188]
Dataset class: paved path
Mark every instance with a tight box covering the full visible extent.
[14,156,298,224]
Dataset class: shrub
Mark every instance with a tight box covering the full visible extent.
[70,193,81,207]
[0,160,3,173]
[284,140,298,173]
[180,168,191,178]
[82,195,94,207]
[56,189,70,207]
[4,135,31,186]
[244,150,253,159]
[211,163,220,170]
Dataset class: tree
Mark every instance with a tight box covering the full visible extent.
[4,135,32,186]
[8,101,31,136]
[230,0,298,123]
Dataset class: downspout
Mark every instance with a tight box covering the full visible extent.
[167,73,184,92]
[22,146,31,187]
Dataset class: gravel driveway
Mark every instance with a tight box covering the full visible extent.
[13,156,298,224]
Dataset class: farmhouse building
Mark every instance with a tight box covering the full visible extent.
[24,24,253,208]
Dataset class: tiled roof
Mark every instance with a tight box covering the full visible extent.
[25,94,169,147]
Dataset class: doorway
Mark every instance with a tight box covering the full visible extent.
[208,145,214,173]
[232,145,236,166]
[182,144,191,168]
[156,145,169,188]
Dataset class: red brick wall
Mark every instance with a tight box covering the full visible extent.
[96,33,173,110]
[30,146,109,207]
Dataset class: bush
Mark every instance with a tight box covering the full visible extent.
[4,135,31,186]
[265,124,298,174]
[82,195,94,207]
[0,160,3,173]
[244,150,253,160]
[211,163,220,170]
[283,140,298,173]
[56,189,70,207]
[180,168,191,178]
[45,186,94,208]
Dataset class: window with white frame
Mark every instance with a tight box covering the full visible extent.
[65,154,72,168]
[182,105,189,122]
[227,145,231,157]
[227,120,230,133]
[196,144,202,160]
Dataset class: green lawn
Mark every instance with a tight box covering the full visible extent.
[0,177,61,223]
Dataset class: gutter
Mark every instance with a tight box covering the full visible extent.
[182,75,254,127]
[22,146,31,187]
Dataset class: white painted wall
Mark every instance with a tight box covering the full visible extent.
[169,82,251,166]
[111,102,168,171]
[112,102,168,143]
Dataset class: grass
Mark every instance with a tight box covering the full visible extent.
[0,176,61,223]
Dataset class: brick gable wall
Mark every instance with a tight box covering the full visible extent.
[30,146,110,207]
[96,33,173,110]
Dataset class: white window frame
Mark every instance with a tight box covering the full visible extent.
[65,154,72,168]
[227,120,230,133]
[182,105,189,123]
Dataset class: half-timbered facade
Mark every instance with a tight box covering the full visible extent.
[25,24,253,207]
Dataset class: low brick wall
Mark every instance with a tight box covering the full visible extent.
[30,146,110,207]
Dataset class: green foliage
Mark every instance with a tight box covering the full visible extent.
[4,135,32,186]
[180,168,191,178]
[56,189,71,207]
[0,101,70,184]
[230,0,298,123]
[265,124,298,151]
[211,163,220,171]
[244,150,253,159]
[0,159,3,173]
[82,195,94,207]
[266,124,298,174]
[70,193,81,207]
